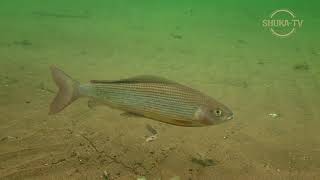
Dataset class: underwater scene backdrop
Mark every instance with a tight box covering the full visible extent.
[0,0,319,179]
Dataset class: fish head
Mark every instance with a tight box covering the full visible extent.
[195,103,233,126]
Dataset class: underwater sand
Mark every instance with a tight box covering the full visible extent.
[0,1,320,179]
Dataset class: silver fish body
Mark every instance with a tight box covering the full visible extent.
[49,66,233,127]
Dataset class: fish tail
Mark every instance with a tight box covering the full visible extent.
[49,66,80,114]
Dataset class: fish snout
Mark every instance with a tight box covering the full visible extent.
[227,113,234,120]
[226,114,234,120]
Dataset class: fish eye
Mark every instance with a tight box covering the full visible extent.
[214,109,222,117]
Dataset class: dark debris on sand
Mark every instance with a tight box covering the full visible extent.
[170,33,183,39]
[190,157,218,167]
[145,124,157,135]
[293,63,310,71]
[13,40,32,46]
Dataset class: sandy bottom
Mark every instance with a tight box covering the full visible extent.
[1,3,320,179]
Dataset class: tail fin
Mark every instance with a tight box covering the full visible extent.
[49,66,80,114]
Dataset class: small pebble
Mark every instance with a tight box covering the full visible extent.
[293,63,309,71]
[145,134,158,142]
[103,170,110,180]
[268,113,279,118]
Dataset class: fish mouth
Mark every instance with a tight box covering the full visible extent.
[226,114,234,120]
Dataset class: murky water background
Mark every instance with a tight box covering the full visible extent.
[0,1,319,179]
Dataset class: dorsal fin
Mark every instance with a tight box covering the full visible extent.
[90,75,178,84]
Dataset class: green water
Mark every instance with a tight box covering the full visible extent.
[0,1,319,179]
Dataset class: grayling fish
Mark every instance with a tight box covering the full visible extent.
[49,66,233,127]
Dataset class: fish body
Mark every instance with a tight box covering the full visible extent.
[49,66,233,127]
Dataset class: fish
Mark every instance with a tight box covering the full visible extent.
[49,66,233,127]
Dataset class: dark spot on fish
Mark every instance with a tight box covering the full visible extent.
[170,33,183,39]
[191,157,218,167]
[25,100,31,104]
[257,61,264,65]
[293,63,309,71]
[146,124,157,135]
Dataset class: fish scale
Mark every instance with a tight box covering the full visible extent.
[92,83,200,119]
[94,83,207,102]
